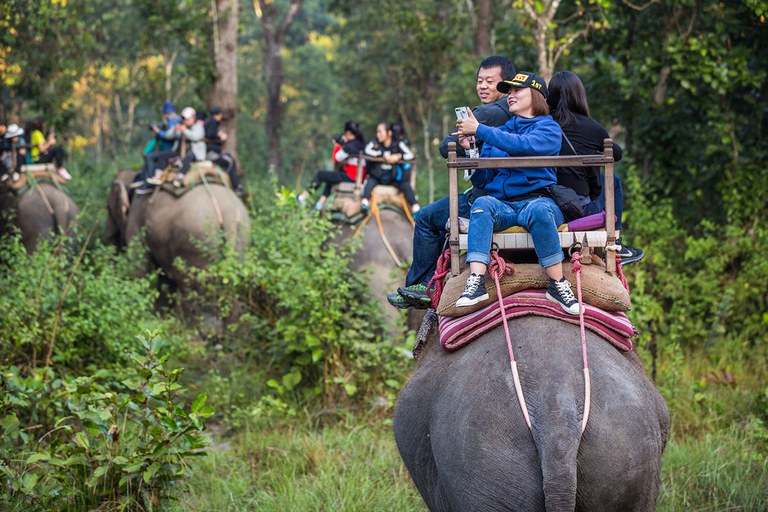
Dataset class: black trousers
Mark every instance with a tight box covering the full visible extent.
[36,146,66,168]
[310,170,354,197]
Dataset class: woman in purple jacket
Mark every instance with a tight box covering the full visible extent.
[453,71,579,315]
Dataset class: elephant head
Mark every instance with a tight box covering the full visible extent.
[394,314,670,511]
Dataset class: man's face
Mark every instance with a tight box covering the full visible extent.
[476,66,505,104]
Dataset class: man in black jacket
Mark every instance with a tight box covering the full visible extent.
[204,106,244,196]
[388,56,516,309]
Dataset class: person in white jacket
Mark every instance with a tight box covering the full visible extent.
[171,106,206,186]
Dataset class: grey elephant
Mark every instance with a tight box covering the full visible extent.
[106,170,249,288]
[335,206,424,334]
[0,181,79,252]
[394,314,670,511]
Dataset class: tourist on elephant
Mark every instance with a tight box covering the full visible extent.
[157,106,206,187]
[204,105,244,196]
[547,71,644,266]
[297,120,366,211]
[134,101,182,189]
[1,123,29,182]
[452,71,582,315]
[391,121,415,188]
[361,121,419,214]
[27,117,70,181]
[388,55,515,310]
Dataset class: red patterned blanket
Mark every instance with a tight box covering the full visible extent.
[438,289,636,353]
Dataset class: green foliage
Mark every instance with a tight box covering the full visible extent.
[0,233,162,372]
[0,332,213,511]
[182,183,410,411]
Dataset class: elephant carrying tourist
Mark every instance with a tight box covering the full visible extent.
[334,202,424,335]
[106,169,249,288]
[394,313,670,512]
[0,179,79,253]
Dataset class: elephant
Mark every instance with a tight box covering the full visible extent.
[334,205,424,335]
[0,180,79,253]
[394,313,670,511]
[106,169,250,289]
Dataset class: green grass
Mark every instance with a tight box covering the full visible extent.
[658,420,768,511]
[168,418,426,512]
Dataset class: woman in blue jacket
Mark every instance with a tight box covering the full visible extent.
[453,71,580,315]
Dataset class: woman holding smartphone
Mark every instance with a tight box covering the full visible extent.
[453,71,580,315]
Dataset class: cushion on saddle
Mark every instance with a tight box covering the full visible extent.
[5,167,67,192]
[448,211,611,234]
[183,162,230,188]
[438,289,635,353]
[372,185,405,208]
[437,262,631,317]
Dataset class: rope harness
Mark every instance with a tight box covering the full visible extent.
[353,189,415,268]
[570,247,591,433]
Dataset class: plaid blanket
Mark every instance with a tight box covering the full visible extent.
[439,289,636,353]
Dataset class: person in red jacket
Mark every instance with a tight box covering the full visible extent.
[298,120,366,211]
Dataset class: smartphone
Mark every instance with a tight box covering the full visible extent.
[455,106,470,120]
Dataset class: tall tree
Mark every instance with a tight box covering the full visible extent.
[208,0,240,161]
[471,0,493,56]
[254,0,305,172]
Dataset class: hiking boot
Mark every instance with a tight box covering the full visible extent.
[615,240,645,266]
[397,283,432,309]
[387,292,412,309]
[546,277,581,316]
[456,273,489,307]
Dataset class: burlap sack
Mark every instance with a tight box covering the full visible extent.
[437,261,631,317]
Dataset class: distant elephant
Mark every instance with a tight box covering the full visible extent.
[394,314,670,511]
[106,170,249,288]
[0,181,79,252]
[335,206,424,334]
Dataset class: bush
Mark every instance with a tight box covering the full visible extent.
[0,232,164,372]
[0,332,213,511]
[182,185,411,412]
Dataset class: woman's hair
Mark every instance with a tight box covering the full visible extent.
[26,116,45,134]
[530,89,550,117]
[390,121,406,142]
[547,71,590,127]
[344,120,364,142]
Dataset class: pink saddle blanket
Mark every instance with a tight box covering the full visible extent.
[438,289,636,353]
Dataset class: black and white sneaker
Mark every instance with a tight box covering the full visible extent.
[456,273,489,307]
[616,242,645,266]
[546,278,581,316]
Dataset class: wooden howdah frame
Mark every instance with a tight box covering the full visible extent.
[446,139,617,276]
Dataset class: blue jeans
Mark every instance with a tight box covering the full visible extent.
[466,196,565,269]
[582,174,624,230]
[405,193,473,287]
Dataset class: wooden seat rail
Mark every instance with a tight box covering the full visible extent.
[446,139,616,276]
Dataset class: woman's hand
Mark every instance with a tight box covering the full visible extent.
[453,107,479,136]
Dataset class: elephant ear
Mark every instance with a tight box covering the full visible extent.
[413,309,438,360]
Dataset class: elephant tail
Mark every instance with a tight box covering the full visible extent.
[530,387,583,511]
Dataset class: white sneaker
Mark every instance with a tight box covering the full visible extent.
[57,168,72,181]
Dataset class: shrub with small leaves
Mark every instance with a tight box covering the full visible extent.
[0,332,213,511]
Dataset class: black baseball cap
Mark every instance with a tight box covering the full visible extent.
[497,72,549,98]
[209,105,222,115]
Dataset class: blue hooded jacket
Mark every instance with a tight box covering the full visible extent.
[470,115,562,200]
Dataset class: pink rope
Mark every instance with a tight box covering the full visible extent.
[570,251,591,433]
[489,250,530,429]
[615,254,630,293]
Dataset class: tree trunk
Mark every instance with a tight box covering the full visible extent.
[473,0,493,56]
[254,0,304,174]
[208,0,240,161]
